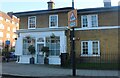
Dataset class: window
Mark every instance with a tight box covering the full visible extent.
[6,33,10,38]
[7,27,10,31]
[46,36,60,56]
[0,17,3,20]
[81,41,100,56]
[81,15,98,28]
[0,47,2,52]
[0,32,3,37]
[15,22,18,26]
[37,38,44,42]
[6,19,10,23]
[12,42,15,46]
[28,16,36,29]
[12,35,16,39]
[23,38,35,55]
[0,24,4,29]
[82,41,88,54]
[82,16,88,27]
[12,21,15,24]
[49,15,58,28]
[12,28,16,32]
[0,40,2,45]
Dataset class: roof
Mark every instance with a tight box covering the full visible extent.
[13,7,73,17]
[13,6,120,17]
[77,6,119,14]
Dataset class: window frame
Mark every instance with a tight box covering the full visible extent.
[28,16,36,29]
[0,17,3,20]
[22,38,36,55]
[49,15,58,28]
[0,23,4,29]
[81,14,98,28]
[46,36,60,56]
[81,40,100,56]
[0,32,3,37]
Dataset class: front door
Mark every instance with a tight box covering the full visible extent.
[37,44,44,64]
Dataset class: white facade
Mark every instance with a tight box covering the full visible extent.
[15,28,67,65]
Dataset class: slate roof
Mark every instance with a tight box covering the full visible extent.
[13,6,120,17]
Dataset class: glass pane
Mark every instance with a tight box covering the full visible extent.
[56,50,60,55]
[82,16,88,27]
[92,42,98,54]
[46,36,60,56]
[91,15,97,27]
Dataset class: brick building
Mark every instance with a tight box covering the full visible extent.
[13,0,119,64]
[0,11,19,53]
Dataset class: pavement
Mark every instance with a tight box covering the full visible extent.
[0,62,120,78]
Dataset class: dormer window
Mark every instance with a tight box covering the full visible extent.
[49,15,58,28]
[28,16,36,29]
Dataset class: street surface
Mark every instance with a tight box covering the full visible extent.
[1,62,120,78]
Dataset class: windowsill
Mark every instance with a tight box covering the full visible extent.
[49,56,60,58]
[28,28,36,29]
[80,54,100,57]
[49,26,58,28]
[82,27,98,28]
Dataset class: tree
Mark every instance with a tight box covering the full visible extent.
[41,46,49,57]
[28,45,35,55]
[28,45,35,64]
[41,46,49,64]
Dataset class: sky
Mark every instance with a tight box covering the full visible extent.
[0,0,120,13]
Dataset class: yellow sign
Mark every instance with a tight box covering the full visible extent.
[68,9,77,28]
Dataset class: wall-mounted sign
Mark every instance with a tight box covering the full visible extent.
[68,9,77,28]
[5,40,10,45]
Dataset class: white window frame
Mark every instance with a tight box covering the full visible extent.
[0,17,3,20]
[81,14,98,28]
[12,28,16,32]
[0,32,3,37]
[46,36,60,56]
[0,23,4,29]
[6,33,10,39]
[6,19,10,23]
[7,27,10,31]
[49,15,58,28]
[81,40,100,56]
[28,16,36,29]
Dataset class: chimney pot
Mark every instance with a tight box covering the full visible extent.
[7,12,13,18]
[47,0,55,10]
[104,0,111,7]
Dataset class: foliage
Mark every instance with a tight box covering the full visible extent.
[41,46,49,64]
[41,46,49,57]
[28,45,35,55]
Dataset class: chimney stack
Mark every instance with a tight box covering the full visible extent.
[7,12,13,18]
[47,0,55,10]
[103,0,111,7]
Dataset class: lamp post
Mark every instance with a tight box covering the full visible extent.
[68,0,77,76]
[71,0,76,76]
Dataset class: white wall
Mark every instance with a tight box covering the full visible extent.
[16,30,67,64]
[15,37,23,55]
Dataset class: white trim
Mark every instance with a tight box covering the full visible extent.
[81,55,100,57]
[28,16,36,29]
[81,14,98,28]
[81,40,100,56]
[76,26,120,31]
[49,15,58,28]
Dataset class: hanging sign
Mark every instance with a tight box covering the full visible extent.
[68,9,77,28]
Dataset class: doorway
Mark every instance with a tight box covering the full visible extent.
[37,43,44,64]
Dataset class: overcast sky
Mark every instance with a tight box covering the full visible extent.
[0,0,119,13]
